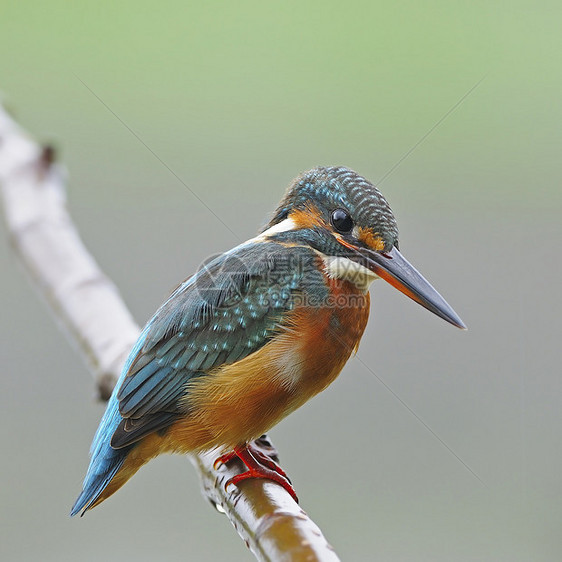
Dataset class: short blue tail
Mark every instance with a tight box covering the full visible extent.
[70,450,126,516]
[70,389,133,516]
[71,329,153,516]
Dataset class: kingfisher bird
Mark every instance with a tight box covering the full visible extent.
[71,166,465,516]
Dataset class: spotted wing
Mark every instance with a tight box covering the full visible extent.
[110,242,326,449]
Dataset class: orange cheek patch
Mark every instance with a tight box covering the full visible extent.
[289,205,325,230]
[357,227,385,251]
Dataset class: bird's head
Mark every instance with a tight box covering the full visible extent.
[262,166,465,329]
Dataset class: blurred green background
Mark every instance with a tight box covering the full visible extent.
[1,1,561,560]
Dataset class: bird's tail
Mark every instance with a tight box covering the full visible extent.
[70,445,129,516]
[71,394,140,516]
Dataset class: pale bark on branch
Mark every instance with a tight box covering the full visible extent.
[0,104,340,562]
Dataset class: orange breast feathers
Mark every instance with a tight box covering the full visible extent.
[163,277,370,454]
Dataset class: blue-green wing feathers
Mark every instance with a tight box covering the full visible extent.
[110,242,326,449]
[71,242,327,515]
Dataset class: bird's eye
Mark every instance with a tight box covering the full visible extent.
[331,208,353,234]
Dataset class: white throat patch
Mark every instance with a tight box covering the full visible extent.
[322,255,379,292]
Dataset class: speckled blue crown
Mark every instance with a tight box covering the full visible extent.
[266,166,399,250]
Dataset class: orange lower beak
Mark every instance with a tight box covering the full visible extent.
[353,245,466,329]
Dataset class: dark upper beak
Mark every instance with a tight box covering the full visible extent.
[353,244,466,329]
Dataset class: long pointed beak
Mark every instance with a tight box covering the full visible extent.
[355,245,466,329]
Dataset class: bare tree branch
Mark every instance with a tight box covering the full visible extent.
[0,103,340,561]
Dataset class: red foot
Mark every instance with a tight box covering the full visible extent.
[213,450,237,470]
[215,444,298,503]
[213,442,290,480]
[248,447,291,482]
